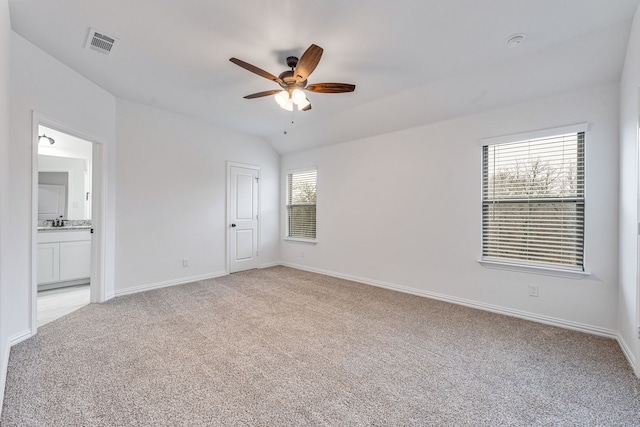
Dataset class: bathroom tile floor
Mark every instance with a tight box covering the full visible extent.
[37,284,90,327]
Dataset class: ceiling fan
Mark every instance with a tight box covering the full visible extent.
[229,44,355,112]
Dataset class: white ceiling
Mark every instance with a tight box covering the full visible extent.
[8,0,640,154]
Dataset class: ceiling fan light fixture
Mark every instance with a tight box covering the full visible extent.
[275,90,288,104]
[291,89,306,104]
[282,100,294,111]
[296,97,311,111]
[291,88,310,110]
[231,44,355,113]
[274,91,295,111]
[274,90,294,110]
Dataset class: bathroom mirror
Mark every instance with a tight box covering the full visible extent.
[37,126,93,221]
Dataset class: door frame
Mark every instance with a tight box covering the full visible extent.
[226,161,261,274]
[636,119,640,378]
[30,113,108,334]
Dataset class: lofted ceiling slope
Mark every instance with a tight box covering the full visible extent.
[8,0,640,154]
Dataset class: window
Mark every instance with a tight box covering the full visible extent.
[286,168,317,240]
[482,128,585,271]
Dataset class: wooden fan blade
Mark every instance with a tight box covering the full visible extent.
[301,103,312,111]
[306,83,356,93]
[229,58,283,84]
[294,44,323,82]
[243,89,283,99]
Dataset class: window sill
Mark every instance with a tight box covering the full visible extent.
[284,237,317,245]
[478,259,591,279]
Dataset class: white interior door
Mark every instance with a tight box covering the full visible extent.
[229,164,259,273]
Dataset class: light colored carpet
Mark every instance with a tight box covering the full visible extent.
[2,266,639,426]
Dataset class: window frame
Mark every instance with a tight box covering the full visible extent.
[478,123,590,279]
[284,167,318,244]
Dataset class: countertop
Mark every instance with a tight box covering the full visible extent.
[38,226,92,232]
[37,220,92,232]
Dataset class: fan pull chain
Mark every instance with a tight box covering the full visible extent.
[283,112,288,135]
[283,109,295,135]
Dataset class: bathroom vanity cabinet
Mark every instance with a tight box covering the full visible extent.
[37,229,91,289]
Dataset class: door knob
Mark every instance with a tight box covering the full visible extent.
[231,223,236,227]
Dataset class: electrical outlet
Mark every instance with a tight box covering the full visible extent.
[528,284,539,297]
[182,258,189,267]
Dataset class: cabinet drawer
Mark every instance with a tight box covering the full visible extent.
[37,230,91,244]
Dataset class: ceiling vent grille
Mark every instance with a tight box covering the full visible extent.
[85,28,117,55]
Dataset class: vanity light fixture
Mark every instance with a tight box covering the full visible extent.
[39,134,55,145]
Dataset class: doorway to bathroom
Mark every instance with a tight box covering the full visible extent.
[35,125,93,327]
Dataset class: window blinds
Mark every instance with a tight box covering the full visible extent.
[482,132,585,269]
[287,169,317,239]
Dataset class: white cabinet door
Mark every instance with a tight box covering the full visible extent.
[59,240,91,281]
[37,243,60,284]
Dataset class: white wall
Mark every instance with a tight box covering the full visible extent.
[618,4,640,375]
[7,31,117,341]
[282,84,620,336]
[0,0,12,412]
[114,99,280,294]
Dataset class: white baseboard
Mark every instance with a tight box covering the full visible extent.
[1,329,33,417]
[0,338,10,417]
[259,261,281,269]
[93,264,282,299]
[281,262,618,339]
[113,271,228,297]
[616,332,638,374]
[9,329,32,346]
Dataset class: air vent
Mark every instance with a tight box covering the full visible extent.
[85,28,117,55]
